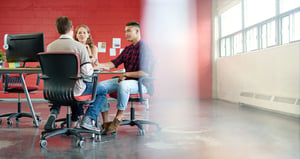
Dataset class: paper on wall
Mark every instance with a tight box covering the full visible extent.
[110,48,116,56]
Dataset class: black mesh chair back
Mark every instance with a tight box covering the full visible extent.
[39,52,79,104]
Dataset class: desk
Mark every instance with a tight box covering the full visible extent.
[98,70,124,74]
[0,67,41,127]
[0,68,122,127]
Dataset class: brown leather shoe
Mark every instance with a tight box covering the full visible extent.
[101,122,112,130]
[106,118,121,132]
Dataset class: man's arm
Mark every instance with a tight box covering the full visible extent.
[95,62,116,70]
[119,70,149,82]
[124,71,148,78]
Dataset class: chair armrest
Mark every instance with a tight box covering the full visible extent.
[40,75,50,80]
[90,72,99,102]
[36,73,41,85]
[69,76,83,80]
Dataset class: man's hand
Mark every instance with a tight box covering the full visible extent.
[118,73,127,82]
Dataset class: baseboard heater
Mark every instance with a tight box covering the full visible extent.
[239,91,300,117]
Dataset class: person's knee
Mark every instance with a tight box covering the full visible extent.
[118,81,130,92]
[96,84,108,95]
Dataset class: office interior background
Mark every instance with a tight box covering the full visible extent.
[1,0,299,116]
[0,0,299,158]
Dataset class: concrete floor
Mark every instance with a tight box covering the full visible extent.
[0,99,299,159]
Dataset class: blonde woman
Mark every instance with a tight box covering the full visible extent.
[74,24,99,67]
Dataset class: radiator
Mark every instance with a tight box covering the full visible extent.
[239,91,300,116]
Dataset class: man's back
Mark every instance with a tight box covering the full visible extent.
[47,35,93,96]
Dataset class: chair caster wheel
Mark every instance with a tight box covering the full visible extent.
[7,120,13,125]
[95,135,101,142]
[0,119,2,125]
[77,140,85,148]
[40,140,47,148]
[138,129,145,136]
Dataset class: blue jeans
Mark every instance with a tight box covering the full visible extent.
[49,81,107,121]
[97,78,147,112]
[82,81,108,121]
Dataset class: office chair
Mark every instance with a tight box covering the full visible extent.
[38,52,101,148]
[0,62,41,125]
[108,76,161,136]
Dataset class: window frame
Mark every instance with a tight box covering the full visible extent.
[218,1,300,58]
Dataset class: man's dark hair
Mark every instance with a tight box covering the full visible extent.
[55,16,72,34]
[126,21,140,29]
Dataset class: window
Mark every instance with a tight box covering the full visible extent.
[218,0,300,57]
[233,32,243,54]
[244,0,276,27]
[281,15,290,44]
[220,37,231,57]
[290,12,300,42]
[282,11,300,44]
[246,27,258,51]
[261,20,276,48]
[221,3,242,37]
[280,0,300,13]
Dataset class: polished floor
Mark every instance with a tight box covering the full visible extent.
[0,98,299,159]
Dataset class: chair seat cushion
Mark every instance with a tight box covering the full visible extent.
[4,74,28,78]
[6,85,38,92]
[75,94,92,101]
[109,92,150,99]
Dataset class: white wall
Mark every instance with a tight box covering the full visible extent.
[216,42,300,116]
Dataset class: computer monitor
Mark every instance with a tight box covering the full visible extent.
[3,33,45,62]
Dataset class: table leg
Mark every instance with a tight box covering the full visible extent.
[19,73,39,127]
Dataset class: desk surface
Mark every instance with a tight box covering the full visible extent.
[0,68,123,74]
[0,67,42,74]
[97,70,124,74]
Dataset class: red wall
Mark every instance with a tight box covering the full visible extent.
[0,0,141,96]
[196,0,212,98]
[0,0,212,99]
[0,0,141,62]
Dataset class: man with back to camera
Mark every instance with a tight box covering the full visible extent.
[44,16,107,130]
[80,21,155,134]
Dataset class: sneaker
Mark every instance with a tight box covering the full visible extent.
[80,116,98,131]
[44,113,57,131]
[106,118,121,133]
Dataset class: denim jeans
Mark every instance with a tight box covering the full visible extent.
[49,81,107,121]
[83,78,147,121]
[82,81,108,121]
[98,78,147,111]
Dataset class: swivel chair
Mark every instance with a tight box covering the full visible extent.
[38,52,101,148]
[109,76,160,136]
[0,62,41,125]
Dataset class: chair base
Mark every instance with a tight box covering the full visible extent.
[40,112,101,148]
[0,112,41,126]
[40,127,101,148]
[120,119,161,136]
